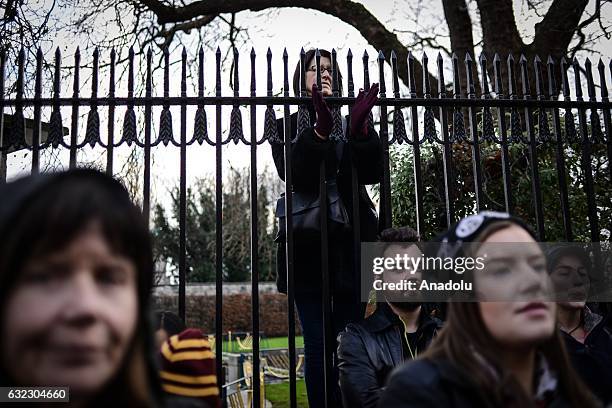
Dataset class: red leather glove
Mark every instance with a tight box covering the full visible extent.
[312,84,333,139]
[350,83,379,139]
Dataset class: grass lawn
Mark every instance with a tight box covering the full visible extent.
[266,379,309,407]
[222,336,304,352]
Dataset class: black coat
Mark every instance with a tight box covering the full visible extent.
[270,109,382,295]
[337,303,442,408]
[378,358,574,408]
[561,311,612,405]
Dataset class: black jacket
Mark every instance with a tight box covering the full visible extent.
[270,108,382,295]
[337,303,442,408]
[378,358,574,408]
[561,309,612,405]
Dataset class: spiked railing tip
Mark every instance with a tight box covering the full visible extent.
[378,50,385,59]
[547,55,554,65]
[347,48,353,58]
[250,47,255,56]
[519,54,527,64]
[464,52,472,62]
[534,54,541,64]
[283,48,288,57]
[182,47,187,57]
[390,49,397,59]
[479,52,486,63]
[493,53,501,63]
[437,52,443,62]
[584,57,591,67]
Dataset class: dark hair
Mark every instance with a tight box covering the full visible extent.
[379,226,420,243]
[0,169,161,407]
[546,245,592,276]
[155,311,186,337]
[292,48,343,96]
[379,226,422,256]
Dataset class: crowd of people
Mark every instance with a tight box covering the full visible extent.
[0,47,611,408]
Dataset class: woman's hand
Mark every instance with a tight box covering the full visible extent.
[350,83,379,139]
[312,84,333,140]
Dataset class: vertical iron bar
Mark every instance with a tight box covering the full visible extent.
[584,58,604,275]
[282,48,297,408]
[314,48,333,408]
[546,56,572,240]
[493,54,513,213]
[249,47,261,408]
[520,55,545,240]
[437,53,454,225]
[347,48,362,327]
[179,47,187,321]
[214,46,224,400]
[0,49,5,183]
[465,52,484,211]
[69,47,80,168]
[32,48,43,174]
[143,48,152,224]
[407,52,423,233]
[573,58,600,243]
[107,48,116,175]
[599,59,612,182]
[379,51,391,229]
[363,51,370,90]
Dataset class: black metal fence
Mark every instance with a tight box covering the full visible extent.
[1,46,611,407]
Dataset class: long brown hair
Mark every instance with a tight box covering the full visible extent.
[421,221,598,407]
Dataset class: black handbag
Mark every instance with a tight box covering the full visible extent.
[274,179,350,242]
[274,140,349,242]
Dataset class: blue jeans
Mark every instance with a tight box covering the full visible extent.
[295,293,365,408]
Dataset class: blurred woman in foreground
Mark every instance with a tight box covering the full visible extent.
[0,169,163,407]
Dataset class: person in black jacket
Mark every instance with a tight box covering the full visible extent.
[0,170,164,407]
[270,48,382,408]
[547,245,612,405]
[337,226,442,408]
[379,212,599,408]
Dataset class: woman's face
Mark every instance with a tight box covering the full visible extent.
[475,225,556,349]
[1,221,138,397]
[549,254,589,309]
[305,56,333,96]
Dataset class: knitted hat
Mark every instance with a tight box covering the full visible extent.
[159,328,220,407]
